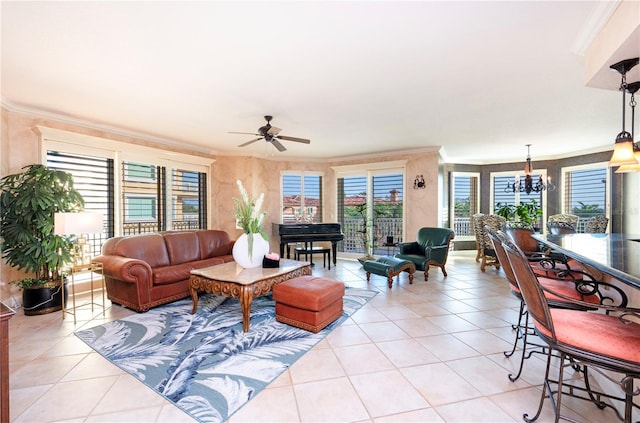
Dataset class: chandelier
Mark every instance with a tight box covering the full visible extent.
[505,144,555,194]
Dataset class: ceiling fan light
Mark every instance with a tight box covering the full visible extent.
[609,137,638,166]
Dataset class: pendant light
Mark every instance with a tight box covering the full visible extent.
[616,81,640,173]
[609,58,639,167]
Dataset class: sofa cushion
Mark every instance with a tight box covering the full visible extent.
[153,263,192,286]
[190,257,226,269]
[164,231,201,265]
[197,230,233,259]
[113,233,170,268]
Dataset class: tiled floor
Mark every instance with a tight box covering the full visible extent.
[7,251,627,422]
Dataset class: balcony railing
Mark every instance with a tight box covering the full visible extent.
[339,218,404,255]
[453,217,472,237]
[450,214,603,238]
[122,220,201,235]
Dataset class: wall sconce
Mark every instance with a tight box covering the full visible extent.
[609,58,640,167]
[413,175,425,190]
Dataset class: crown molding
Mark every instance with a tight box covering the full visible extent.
[1,98,219,157]
[572,0,621,57]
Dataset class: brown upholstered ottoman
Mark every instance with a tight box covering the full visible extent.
[272,276,345,333]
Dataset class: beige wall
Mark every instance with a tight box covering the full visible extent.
[0,108,441,290]
[213,152,440,254]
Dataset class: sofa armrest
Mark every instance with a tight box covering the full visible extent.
[92,255,153,285]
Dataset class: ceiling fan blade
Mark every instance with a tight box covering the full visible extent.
[238,137,263,147]
[271,139,287,152]
[267,126,281,136]
[277,135,311,144]
[229,131,260,136]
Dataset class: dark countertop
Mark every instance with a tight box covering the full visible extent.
[532,233,640,289]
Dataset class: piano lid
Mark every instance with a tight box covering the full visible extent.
[273,223,342,235]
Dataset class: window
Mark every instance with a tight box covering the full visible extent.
[180,171,199,192]
[121,162,208,233]
[124,194,157,221]
[337,175,367,254]
[124,162,157,182]
[121,161,164,233]
[334,162,405,257]
[491,170,547,228]
[450,172,479,238]
[171,169,207,231]
[46,151,111,256]
[281,172,323,223]
[561,163,608,232]
[372,173,403,250]
[41,126,210,242]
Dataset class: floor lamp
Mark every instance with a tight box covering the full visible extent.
[54,212,105,323]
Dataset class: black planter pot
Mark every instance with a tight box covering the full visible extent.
[22,282,68,316]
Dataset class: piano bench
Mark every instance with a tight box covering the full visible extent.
[294,246,331,269]
[363,256,415,288]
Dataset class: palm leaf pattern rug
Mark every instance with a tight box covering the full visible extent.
[75,287,377,422]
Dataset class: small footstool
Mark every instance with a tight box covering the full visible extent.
[272,276,345,333]
[363,256,415,288]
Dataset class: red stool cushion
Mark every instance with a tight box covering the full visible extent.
[272,276,345,311]
[272,276,345,333]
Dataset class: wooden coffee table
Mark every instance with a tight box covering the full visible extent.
[189,259,311,332]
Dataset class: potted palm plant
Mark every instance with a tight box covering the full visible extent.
[0,164,84,314]
[496,199,542,230]
[353,203,375,265]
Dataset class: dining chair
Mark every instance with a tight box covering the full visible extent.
[473,213,505,271]
[546,221,576,235]
[585,215,609,233]
[502,224,627,298]
[472,213,484,262]
[547,213,579,228]
[487,228,605,382]
[503,224,587,282]
[503,238,640,423]
[503,224,564,269]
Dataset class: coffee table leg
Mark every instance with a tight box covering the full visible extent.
[190,286,199,314]
[240,287,254,332]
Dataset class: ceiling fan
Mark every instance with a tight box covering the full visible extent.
[230,115,311,152]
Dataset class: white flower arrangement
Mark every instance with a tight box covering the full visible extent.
[234,180,268,255]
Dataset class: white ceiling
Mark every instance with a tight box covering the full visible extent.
[2,1,639,164]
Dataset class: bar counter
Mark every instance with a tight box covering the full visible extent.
[532,233,640,290]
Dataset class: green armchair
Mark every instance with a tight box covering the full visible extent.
[395,227,455,281]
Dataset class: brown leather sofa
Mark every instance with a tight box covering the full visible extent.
[93,230,234,312]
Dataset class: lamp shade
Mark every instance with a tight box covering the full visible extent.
[54,212,104,235]
[609,139,638,166]
[615,149,640,173]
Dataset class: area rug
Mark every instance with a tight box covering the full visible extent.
[75,287,377,422]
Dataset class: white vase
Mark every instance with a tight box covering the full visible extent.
[232,233,269,268]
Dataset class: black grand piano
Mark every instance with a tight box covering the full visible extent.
[272,223,344,266]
